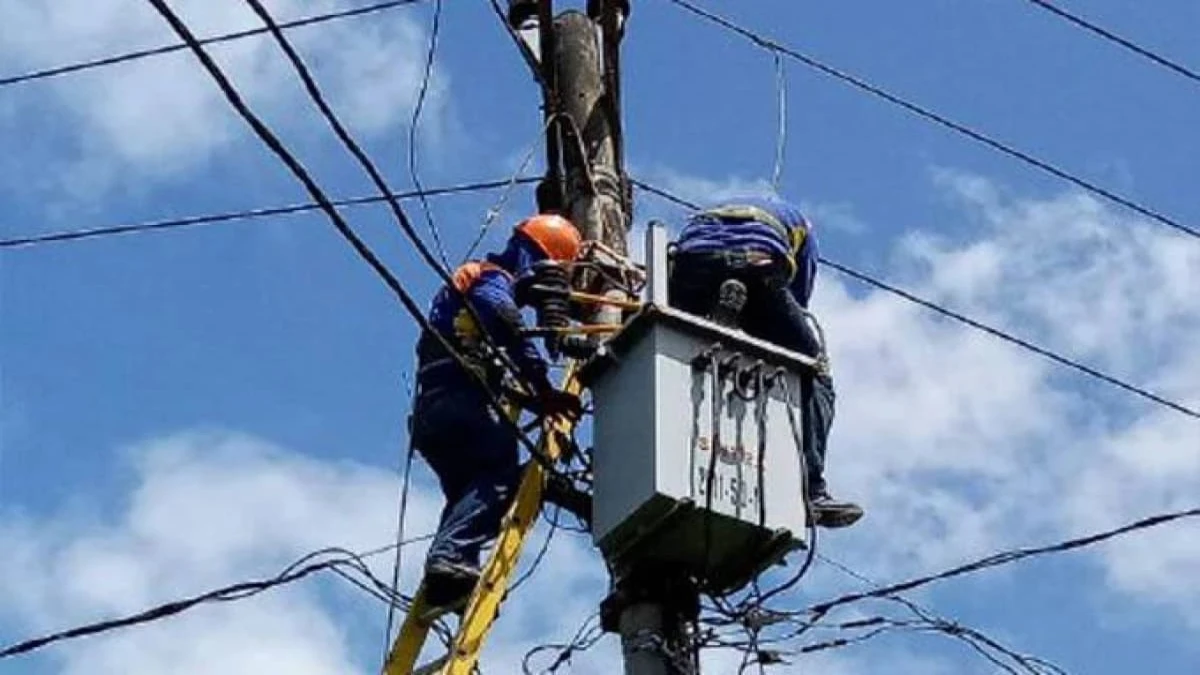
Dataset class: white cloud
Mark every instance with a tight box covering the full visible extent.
[0,430,441,674]
[0,429,948,675]
[0,0,443,190]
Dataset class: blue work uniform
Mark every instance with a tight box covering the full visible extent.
[668,196,835,497]
[413,235,550,572]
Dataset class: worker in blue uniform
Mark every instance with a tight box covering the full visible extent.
[412,214,584,615]
[668,196,864,529]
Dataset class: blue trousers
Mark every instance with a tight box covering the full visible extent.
[411,386,521,569]
[668,249,835,496]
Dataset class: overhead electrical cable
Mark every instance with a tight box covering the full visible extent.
[1022,0,1200,85]
[0,538,433,660]
[238,0,539,401]
[0,1,422,89]
[144,0,550,462]
[632,178,1200,421]
[0,178,538,250]
[665,0,1200,242]
[807,506,1200,616]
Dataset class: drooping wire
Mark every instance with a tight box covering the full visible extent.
[407,0,452,269]
[0,537,433,660]
[0,1,423,89]
[0,177,539,250]
[382,371,419,664]
[806,506,1200,617]
[665,0,1200,242]
[817,554,1067,675]
[461,117,561,263]
[521,612,605,675]
[630,177,1200,421]
[1021,0,1200,85]
[770,49,787,192]
[143,0,547,464]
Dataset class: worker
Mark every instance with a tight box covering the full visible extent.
[667,196,864,529]
[412,214,584,616]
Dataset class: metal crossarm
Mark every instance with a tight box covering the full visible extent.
[383,370,583,675]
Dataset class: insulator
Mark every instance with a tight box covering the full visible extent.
[528,261,572,332]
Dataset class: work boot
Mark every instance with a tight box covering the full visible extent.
[543,473,593,529]
[421,560,480,621]
[808,491,864,529]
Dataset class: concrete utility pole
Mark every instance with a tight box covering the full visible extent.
[546,3,701,674]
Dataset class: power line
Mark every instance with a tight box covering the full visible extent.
[238,0,566,458]
[807,506,1200,616]
[0,0,422,89]
[665,0,1200,242]
[1022,0,1200,85]
[0,538,433,660]
[144,0,548,464]
[822,259,1200,420]
[631,177,1200,421]
[0,177,538,250]
[816,555,1067,675]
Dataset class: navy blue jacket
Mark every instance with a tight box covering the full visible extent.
[675,196,818,308]
[416,235,551,394]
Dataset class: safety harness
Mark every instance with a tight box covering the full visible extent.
[699,204,806,278]
[416,261,513,388]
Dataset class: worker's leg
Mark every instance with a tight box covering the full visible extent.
[412,388,521,607]
[743,282,863,528]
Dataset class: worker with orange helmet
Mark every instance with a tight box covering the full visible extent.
[412,213,584,616]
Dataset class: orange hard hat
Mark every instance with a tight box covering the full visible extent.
[515,213,582,262]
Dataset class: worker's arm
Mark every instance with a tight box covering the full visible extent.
[467,272,554,393]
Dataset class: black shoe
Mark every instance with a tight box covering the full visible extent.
[808,492,863,529]
[543,473,593,529]
[421,561,480,621]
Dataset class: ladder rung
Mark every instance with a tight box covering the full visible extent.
[413,654,449,675]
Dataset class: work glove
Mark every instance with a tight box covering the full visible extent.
[537,388,583,420]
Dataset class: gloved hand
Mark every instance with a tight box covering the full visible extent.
[538,388,583,420]
[814,352,832,379]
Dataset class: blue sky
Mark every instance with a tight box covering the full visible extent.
[1,1,1198,673]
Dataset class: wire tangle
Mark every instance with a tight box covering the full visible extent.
[521,612,606,675]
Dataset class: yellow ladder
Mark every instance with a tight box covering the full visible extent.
[383,373,583,675]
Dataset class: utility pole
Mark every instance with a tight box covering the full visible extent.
[552,3,632,328]
[544,3,701,674]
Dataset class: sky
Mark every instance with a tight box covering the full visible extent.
[1,0,1198,673]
